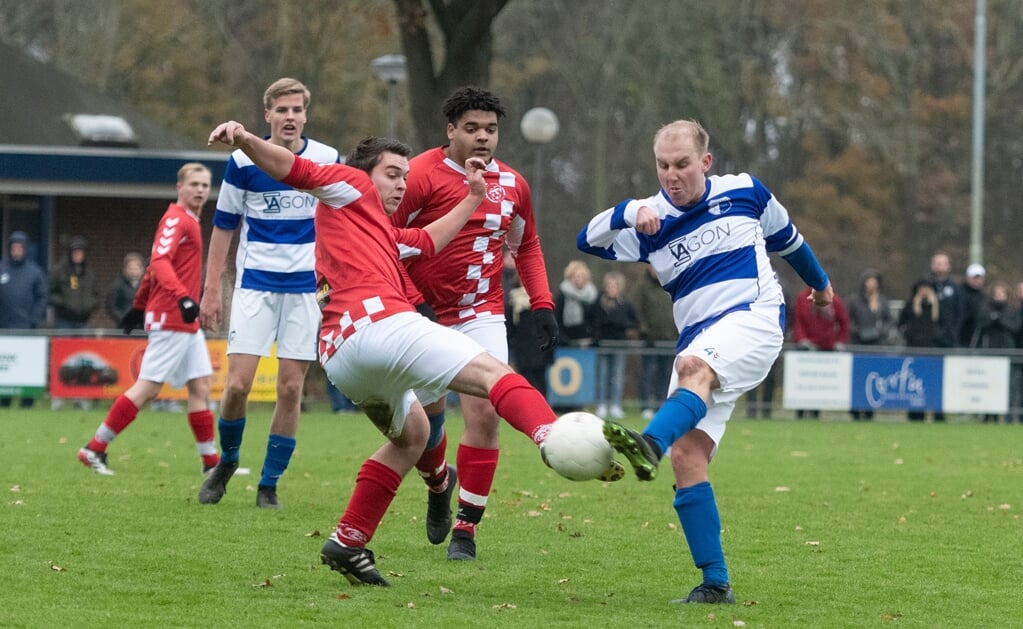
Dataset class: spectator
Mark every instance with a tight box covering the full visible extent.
[50,235,102,409]
[959,263,987,347]
[969,280,1021,423]
[49,236,101,329]
[593,270,638,419]
[554,260,599,346]
[928,251,963,348]
[106,252,146,326]
[593,270,639,419]
[898,279,952,422]
[632,265,678,419]
[791,285,850,418]
[0,231,47,408]
[845,268,894,420]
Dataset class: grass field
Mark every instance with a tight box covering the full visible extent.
[3,405,1021,628]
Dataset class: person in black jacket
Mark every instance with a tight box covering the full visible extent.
[898,279,951,421]
[969,280,1021,423]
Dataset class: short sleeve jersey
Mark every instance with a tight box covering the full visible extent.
[215,137,340,293]
[281,157,436,363]
[391,147,554,326]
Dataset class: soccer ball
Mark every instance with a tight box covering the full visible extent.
[541,412,614,481]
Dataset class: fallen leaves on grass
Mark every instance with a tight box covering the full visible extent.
[439,586,453,594]
[492,603,518,610]
[305,529,321,537]
[49,562,66,572]
[10,485,20,492]
[775,486,790,492]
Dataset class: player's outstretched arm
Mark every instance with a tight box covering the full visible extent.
[421,157,487,252]
[208,121,295,181]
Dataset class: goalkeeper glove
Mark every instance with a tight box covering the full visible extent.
[178,297,199,323]
[120,308,145,335]
[533,308,559,351]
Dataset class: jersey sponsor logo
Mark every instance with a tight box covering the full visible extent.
[261,191,317,213]
[667,222,733,266]
[485,183,505,204]
[708,196,733,216]
[702,347,719,359]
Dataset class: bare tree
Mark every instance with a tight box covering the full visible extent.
[393,0,511,148]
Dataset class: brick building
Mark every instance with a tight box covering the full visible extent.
[0,41,227,328]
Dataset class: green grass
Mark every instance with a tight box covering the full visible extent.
[3,406,1021,628]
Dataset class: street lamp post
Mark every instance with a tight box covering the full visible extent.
[370,54,407,139]
[519,107,560,219]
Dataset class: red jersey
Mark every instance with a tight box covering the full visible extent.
[282,156,436,362]
[392,147,554,326]
[134,203,203,332]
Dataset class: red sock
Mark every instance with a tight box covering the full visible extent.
[415,433,449,490]
[452,444,499,536]
[489,373,556,445]
[187,409,219,468]
[336,459,403,546]
[87,395,139,452]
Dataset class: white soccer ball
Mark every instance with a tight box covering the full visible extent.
[541,411,614,481]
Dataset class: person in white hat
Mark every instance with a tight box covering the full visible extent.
[960,262,987,347]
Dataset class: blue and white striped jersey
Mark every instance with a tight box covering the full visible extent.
[215,137,340,293]
[578,173,814,351]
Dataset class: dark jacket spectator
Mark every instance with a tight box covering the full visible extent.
[49,235,101,327]
[959,263,987,347]
[0,231,48,329]
[899,279,952,348]
[846,268,894,346]
[106,252,145,326]
[969,281,1021,350]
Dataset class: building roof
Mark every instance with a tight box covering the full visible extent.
[1,40,198,149]
[0,41,227,198]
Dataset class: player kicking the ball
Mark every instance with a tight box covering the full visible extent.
[578,119,833,604]
[207,121,621,587]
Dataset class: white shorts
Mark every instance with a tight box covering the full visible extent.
[669,305,783,450]
[227,288,319,361]
[416,316,508,405]
[322,311,487,438]
[138,329,214,389]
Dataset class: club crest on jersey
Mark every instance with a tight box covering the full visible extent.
[262,192,282,213]
[707,196,732,215]
[485,184,505,204]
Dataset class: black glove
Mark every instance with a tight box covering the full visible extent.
[178,297,199,323]
[533,308,559,351]
[415,301,438,322]
[120,308,145,335]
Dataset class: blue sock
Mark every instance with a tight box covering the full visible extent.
[259,434,296,488]
[218,417,246,464]
[642,389,707,455]
[674,481,729,586]
[425,410,446,450]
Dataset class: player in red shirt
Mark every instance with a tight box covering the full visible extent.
[390,87,560,560]
[77,163,219,476]
[206,121,585,587]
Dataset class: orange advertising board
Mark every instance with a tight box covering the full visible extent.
[48,337,278,401]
